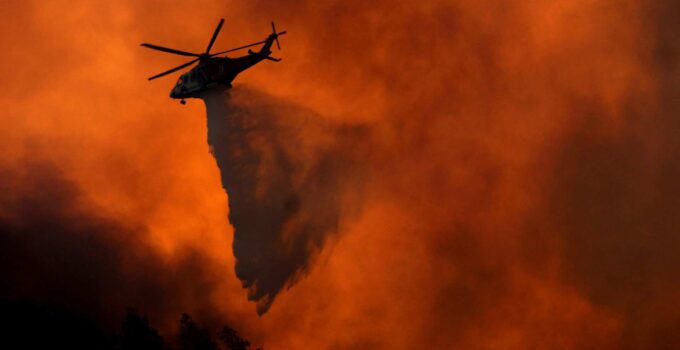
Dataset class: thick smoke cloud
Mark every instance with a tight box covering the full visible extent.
[533,6,680,345]
[0,0,678,348]
[538,113,680,348]
[201,87,366,314]
[238,1,679,348]
[0,160,237,345]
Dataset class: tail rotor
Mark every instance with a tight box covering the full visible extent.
[271,21,282,50]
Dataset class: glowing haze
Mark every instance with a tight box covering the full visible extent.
[0,0,677,348]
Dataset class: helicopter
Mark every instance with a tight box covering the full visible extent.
[141,18,286,104]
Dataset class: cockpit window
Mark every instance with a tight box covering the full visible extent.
[176,77,183,86]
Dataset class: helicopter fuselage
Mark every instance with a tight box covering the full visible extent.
[170,54,265,99]
[142,18,284,102]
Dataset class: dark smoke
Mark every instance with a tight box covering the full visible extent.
[540,113,679,348]
[531,3,680,348]
[538,31,680,350]
[201,87,367,314]
[0,160,246,347]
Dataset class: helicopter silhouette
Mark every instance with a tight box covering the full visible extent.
[141,18,286,104]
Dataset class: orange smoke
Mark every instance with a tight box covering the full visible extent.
[0,0,678,348]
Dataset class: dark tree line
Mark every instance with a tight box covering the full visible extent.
[0,300,259,350]
[115,309,259,350]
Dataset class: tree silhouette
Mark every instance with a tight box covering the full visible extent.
[179,313,219,350]
[114,308,166,350]
[0,301,259,350]
[219,325,252,350]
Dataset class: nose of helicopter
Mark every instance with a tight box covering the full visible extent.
[169,80,184,99]
[169,87,178,98]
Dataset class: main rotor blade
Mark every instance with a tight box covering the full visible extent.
[148,58,199,80]
[210,31,287,56]
[206,18,224,54]
[140,43,200,57]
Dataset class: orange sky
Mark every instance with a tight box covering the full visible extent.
[0,0,678,348]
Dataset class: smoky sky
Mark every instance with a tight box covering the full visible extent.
[0,160,233,341]
[533,6,680,345]
[535,4,680,347]
[0,0,678,348]
[201,87,367,314]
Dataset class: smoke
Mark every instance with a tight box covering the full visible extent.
[0,0,678,348]
[201,87,367,314]
[0,159,237,343]
[236,1,679,348]
[532,7,680,345]
[527,3,680,348]
[536,113,680,348]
